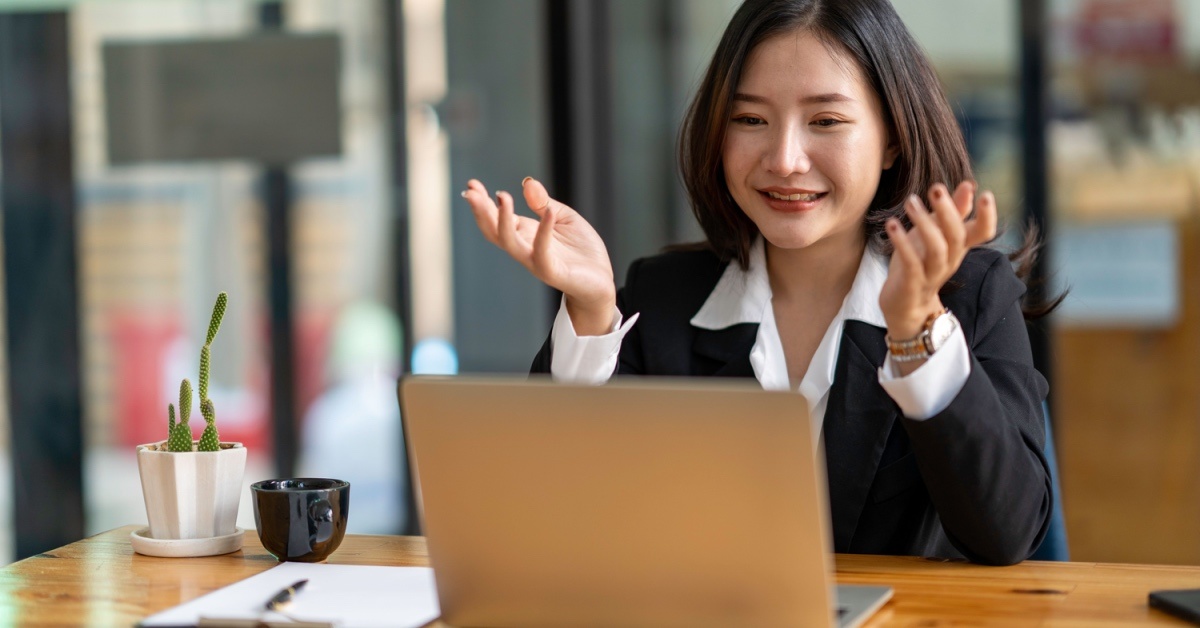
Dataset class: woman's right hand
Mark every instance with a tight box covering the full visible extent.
[462,177,617,335]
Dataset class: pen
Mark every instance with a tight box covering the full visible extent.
[265,579,309,612]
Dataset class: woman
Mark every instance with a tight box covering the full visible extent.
[462,0,1051,566]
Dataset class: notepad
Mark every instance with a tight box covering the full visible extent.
[139,562,440,628]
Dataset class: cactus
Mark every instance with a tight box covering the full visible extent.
[199,346,211,402]
[165,292,228,453]
[198,399,220,452]
[206,292,227,347]
[166,402,192,452]
[180,379,192,425]
[166,379,194,452]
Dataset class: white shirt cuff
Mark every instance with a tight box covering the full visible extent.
[877,325,970,420]
[549,296,638,384]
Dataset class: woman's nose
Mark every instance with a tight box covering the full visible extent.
[762,126,812,176]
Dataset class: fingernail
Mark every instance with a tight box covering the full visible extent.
[907,194,920,207]
[460,190,468,199]
[932,187,944,199]
[522,176,533,186]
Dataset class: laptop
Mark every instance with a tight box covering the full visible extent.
[400,376,892,627]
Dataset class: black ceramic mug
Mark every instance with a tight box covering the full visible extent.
[251,478,350,562]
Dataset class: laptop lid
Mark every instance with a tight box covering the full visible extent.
[400,375,838,627]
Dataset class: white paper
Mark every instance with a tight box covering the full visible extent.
[1053,221,1180,327]
[139,562,440,627]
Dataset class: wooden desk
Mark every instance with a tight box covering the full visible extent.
[2,526,1199,626]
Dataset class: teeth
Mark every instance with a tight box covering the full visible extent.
[767,191,821,201]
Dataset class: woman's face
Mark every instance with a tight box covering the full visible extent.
[722,29,897,256]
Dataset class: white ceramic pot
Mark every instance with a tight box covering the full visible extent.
[136,441,247,540]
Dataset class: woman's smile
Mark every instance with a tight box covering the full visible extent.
[759,188,828,213]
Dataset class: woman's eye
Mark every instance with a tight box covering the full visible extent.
[813,118,843,128]
[733,115,765,126]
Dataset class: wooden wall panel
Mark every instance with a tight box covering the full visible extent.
[1055,218,1200,564]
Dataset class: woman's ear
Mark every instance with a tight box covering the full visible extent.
[882,141,900,170]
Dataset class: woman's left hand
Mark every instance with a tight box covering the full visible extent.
[879,181,998,340]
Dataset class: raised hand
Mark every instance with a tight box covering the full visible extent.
[879,181,998,342]
[463,177,617,335]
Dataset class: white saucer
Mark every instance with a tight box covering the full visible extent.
[130,527,245,558]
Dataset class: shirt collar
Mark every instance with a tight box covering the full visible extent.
[690,236,889,330]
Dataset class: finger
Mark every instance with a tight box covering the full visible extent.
[907,193,947,277]
[952,180,976,220]
[531,205,557,274]
[906,225,927,258]
[930,183,967,257]
[466,178,494,203]
[495,191,530,258]
[887,218,925,281]
[964,190,999,246]
[462,182,500,244]
[522,177,553,216]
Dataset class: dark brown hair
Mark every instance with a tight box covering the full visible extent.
[678,0,1061,317]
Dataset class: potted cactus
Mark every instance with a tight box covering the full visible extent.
[132,292,249,557]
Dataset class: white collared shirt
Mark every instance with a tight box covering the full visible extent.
[549,238,971,434]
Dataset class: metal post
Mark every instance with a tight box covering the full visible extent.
[259,1,298,478]
[0,11,86,558]
[384,0,418,535]
[1019,0,1054,404]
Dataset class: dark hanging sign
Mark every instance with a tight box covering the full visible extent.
[103,33,342,165]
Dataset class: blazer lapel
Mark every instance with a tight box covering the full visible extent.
[823,320,899,551]
[691,324,758,379]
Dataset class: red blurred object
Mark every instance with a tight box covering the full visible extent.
[112,312,180,448]
[294,309,335,431]
[1074,0,1178,64]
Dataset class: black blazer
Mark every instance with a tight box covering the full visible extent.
[532,246,1052,565]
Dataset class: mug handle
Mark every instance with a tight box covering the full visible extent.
[309,499,335,544]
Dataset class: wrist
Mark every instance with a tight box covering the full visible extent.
[885,299,945,340]
[565,291,617,336]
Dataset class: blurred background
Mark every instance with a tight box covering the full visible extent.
[0,0,1197,566]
